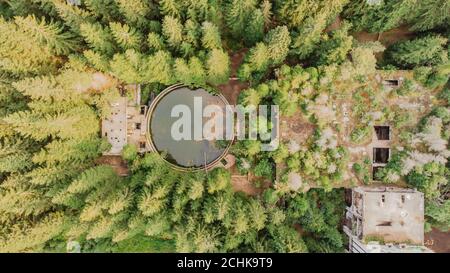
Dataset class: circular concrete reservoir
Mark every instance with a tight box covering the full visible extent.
[146,84,231,171]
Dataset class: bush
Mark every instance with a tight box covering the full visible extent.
[254,158,273,178]
[122,144,138,162]
[352,158,371,184]
[350,126,371,144]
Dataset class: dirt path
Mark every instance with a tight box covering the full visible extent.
[352,25,415,47]
[95,155,129,176]
[352,25,416,60]
[217,49,248,105]
[425,228,450,253]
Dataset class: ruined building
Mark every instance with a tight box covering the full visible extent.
[344,186,433,253]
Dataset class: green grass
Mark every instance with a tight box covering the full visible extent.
[112,235,176,253]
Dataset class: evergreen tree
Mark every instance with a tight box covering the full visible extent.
[144,51,174,84]
[265,26,291,65]
[83,0,121,22]
[206,49,230,85]
[408,0,450,31]
[260,0,272,30]
[243,9,265,46]
[312,21,353,66]
[183,19,201,54]
[162,16,183,49]
[0,140,34,174]
[225,0,257,40]
[109,22,143,50]
[386,35,449,68]
[12,69,94,101]
[4,91,99,141]
[159,0,183,19]
[0,17,56,75]
[83,50,110,72]
[109,50,144,83]
[276,0,316,28]
[66,165,118,195]
[291,12,327,59]
[116,0,151,27]
[147,32,166,52]
[201,21,222,50]
[0,212,65,252]
[14,15,77,55]
[48,0,93,32]
[174,58,206,86]
[79,22,116,55]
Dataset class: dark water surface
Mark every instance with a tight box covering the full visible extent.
[149,87,228,168]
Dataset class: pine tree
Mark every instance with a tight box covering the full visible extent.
[86,216,116,240]
[66,165,118,195]
[206,168,231,193]
[265,26,291,65]
[145,214,171,236]
[240,88,262,106]
[312,21,353,66]
[147,32,166,52]
[291,12,327,59]
[184,19,200,50]
[27,164,79,186]
[4,104,99,141]
[0,17,56,75]
[0,140,33,174]
[109,51,143,83]
[244,140,261,156]
[409,0,450,31]
[162,16,184,48]
[0,80,27,119]
[32,138,107,167]
[267,225,308,252]
[386,35,448,68]
[116,0,151,27]
[83,0,121,22]
[174,56,207,86]
[174,58,194,84]
[206,49,230,85]
[276,0,316,28]
[144,51,174,84]
[187,178,204,200]
[189,57,207,85]
[191,225,220,252]
[201,21,222,50]
[248,199,267,231]
[159,0,183,19]
[0,182,51,220]
[14,15,77,55]
[260,0,272,30]
[0,212,65,252]
[109,22,143,50]
[84,50,110,72]
[186,0,214,22]
[232,205,250,234]
[244,9,265,46]
[138,189,167,217]
[225,0,257,39]
[351,42,385,76]
[79,22,116,55]
[12,69,93,101]
[48,0,93,32]
[108,188,133,215]
[247,43,270,73]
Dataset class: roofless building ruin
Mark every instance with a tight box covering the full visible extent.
[344,186,433,253]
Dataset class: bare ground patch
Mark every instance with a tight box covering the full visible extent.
[425,228,450,253]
